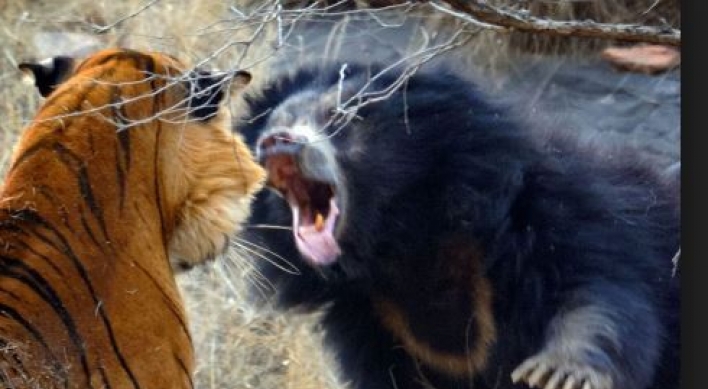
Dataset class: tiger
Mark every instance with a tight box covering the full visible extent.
[0,48,265,388]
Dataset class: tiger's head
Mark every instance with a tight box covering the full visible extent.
[15,48,265,272]
[0,48,264,387]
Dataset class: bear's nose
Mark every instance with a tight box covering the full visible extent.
[256,131,307,163]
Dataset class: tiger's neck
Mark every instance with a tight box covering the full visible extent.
[0,136,193,388]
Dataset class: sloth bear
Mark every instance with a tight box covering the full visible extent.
[237,62,680,389]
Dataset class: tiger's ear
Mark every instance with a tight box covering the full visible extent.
[187,69,252,121]
[19,56,76,97]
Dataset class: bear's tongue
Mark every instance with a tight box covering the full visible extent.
[292,198,341,265]
[262,152,341,265]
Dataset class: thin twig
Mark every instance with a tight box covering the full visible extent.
[90,0,161,34]
[435,0,680,46]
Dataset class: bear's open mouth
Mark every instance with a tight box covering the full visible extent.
[263,153,341,265]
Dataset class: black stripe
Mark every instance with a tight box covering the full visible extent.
[145,55,162,123]
[132,50,154,79]
[111,85,131,131]
[143,52,165,232]
[175,353,194,389]
[153,126,168,249]
[142,52,156,79]
[10,240,65,278]
[0,302,67,385]
[0,293,69,389]
[118,130,131,168]
[10,210,142,389]
[78,205,103,249]
[0,287,22,302]
[78,165,109,241]
[0,256,90,385]
[34,184,72,230]
[9,211,71,270]
[134,53,164,138]
[115,144,127,212]
[96,302,142,389]
[52,143,110,245]
[0,214,24,234]
[112,86,131,211]
[88,130,96,156]
[31,55,132,130]
[131,261,193,346]
[97,363,113,389]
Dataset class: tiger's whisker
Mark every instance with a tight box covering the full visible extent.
[244,224,293,231]
[224,247,275,297]
[230,237,301,275]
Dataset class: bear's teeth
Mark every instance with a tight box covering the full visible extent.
[315,213,325,232]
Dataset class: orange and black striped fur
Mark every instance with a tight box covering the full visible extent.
[0,48,264,388]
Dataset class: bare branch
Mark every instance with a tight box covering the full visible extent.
[320,27,475,139]
[431,0,680,46]
[90,0,161,34]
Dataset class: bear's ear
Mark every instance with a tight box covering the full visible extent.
[230,70,252,90]
[19,56,76,97]
[186,69,252,121]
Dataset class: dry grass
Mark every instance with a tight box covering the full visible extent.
[179,264,344,389]
[0,1,678,388]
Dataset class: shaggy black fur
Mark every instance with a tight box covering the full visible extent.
[237,62,680,389]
